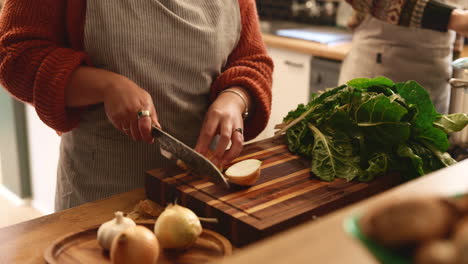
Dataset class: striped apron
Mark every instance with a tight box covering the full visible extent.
[339,0,465,114]
[55,0,241,210]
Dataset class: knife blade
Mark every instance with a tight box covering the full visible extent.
[151,126,229,188]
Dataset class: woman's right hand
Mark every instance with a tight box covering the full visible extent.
[103,76,160,143]
[65,66,159,143]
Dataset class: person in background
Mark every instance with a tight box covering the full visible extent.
[339,0,468,114]
[0,0,273,210]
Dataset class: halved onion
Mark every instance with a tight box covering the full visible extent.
[224,159,262,186]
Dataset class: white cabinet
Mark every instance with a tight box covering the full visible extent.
[253,47,312,141]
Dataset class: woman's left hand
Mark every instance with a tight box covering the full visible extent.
[195,88,249,168]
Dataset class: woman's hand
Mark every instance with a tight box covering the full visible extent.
[195,87,250,168]
[449,9,468,36]
[66,66,159,143]
[103,76,160,143]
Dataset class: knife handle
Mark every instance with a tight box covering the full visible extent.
[151,125,162,138]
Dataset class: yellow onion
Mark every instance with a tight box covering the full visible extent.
[154,204,202,249]
[110,225,160,264]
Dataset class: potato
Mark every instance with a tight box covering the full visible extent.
[454,217,468,264]
[360,197,459,248]
[454,195,468,215]
[414,240,458,264]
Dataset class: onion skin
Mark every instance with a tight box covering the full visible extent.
[154,204,202,249]
[111,225,160,264]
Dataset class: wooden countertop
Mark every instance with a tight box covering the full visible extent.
[0,161,467,263]
[262,33,352,61]
[0,189,146,263]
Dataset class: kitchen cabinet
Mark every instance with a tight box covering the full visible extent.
[253,47,312,141]
[310,56,342,94]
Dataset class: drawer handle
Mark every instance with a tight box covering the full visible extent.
[284,60,304,68]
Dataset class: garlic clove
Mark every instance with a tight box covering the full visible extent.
[97,211,136,250]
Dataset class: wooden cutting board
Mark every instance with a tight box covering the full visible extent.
[44,221,232,264]
[145,137,401,247]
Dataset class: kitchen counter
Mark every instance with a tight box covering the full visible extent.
[262,33,352,61]
[0,160,467,263]
[261,20,468,61]
[260,20,352,61]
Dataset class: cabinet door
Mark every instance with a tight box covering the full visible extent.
[253,47,312,142]
[310,57,342,95]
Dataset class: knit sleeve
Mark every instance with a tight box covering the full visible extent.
[210,0,274,141]
[0,0,89,132]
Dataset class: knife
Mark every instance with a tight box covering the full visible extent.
[151,126,230,188]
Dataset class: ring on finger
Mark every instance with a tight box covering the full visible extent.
[137,109,151,120]
[233,127,243,135]
[123,127,130,131]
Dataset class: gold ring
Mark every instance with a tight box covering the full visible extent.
[123,127,130,131]
[233,127,243,135]
[137,110,151,120]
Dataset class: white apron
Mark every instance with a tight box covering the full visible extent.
[55,0,241,210]
[339,1,464,114]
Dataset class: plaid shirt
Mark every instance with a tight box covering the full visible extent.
[346,0,466,58]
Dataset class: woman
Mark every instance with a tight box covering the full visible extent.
[339,0,468,114]
[0,0,273,210]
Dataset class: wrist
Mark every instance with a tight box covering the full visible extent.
[101,72,130,99]
[219,87,252,119]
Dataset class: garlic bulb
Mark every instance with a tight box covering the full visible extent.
[97,211,136,250]
[154,204,202,249]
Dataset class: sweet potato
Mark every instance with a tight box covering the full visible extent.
[414,240,458,264]
[454,217,468,264]
[360,197,459,248]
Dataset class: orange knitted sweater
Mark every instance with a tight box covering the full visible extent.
[0,0,273,141]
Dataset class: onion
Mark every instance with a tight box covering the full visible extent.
[154,204,202,249]
[110,225,160,264]
[224,159,262,186]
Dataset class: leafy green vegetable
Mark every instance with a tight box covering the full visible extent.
[360,153,389,182]
[347,77,395,90]
[434,113,468,134]
[281,77,467,182]
[309,124,361,181]
[395,81,449,151]
[355,94,410,146]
